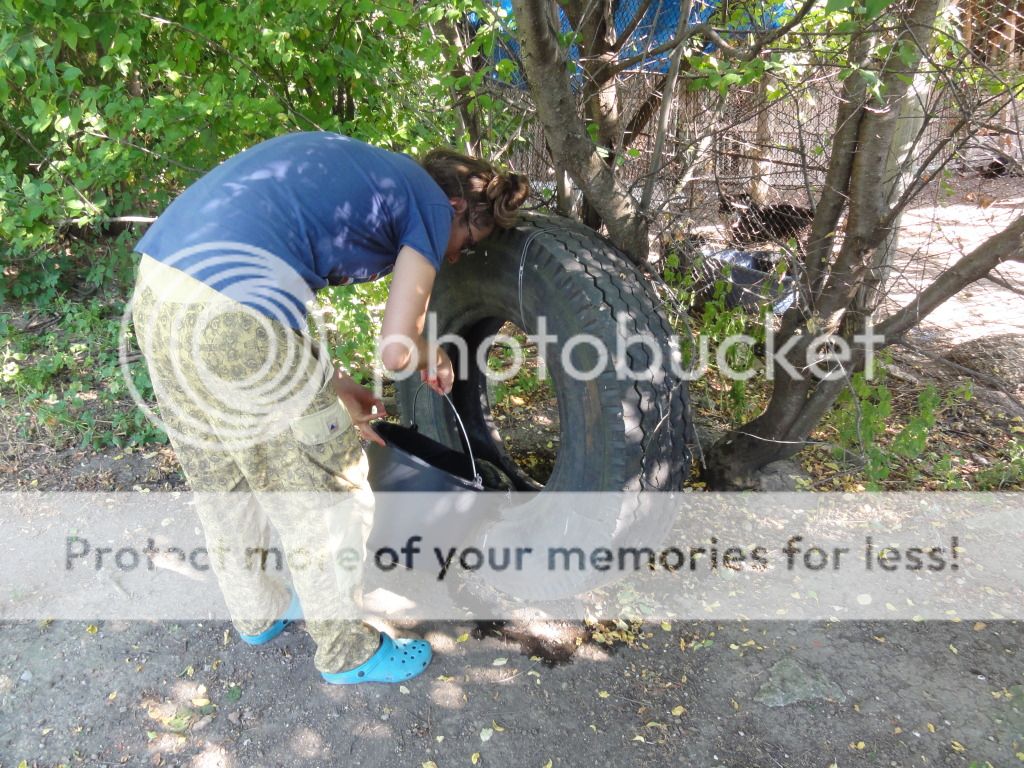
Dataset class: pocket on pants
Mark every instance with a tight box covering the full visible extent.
[288,381,367,491]
[289,396,353,445]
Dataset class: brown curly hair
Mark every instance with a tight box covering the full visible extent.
[421,148,530,229]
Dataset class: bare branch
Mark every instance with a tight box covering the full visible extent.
[895,340,1024,413]
[984,271,1024,298]
[608,0,819,75]
[641,0,692,212]
[877,215,1024,340]
[610,0,654,53]
[622,74,668,148]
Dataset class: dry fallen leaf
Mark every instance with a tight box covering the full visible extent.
[671,705,686,717]
[480,727,493,742]
[598,691,610,699]
[471,753,480,765]
[492,657,507,667]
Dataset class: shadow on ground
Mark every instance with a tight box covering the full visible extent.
[1,617,1021,765]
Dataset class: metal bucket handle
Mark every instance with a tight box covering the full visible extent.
[412,383,482,489]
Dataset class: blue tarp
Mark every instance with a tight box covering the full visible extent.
[487,0,787,88]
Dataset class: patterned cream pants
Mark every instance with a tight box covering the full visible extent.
[132,256,381,673]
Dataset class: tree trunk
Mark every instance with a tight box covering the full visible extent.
[565,0,620,233]
[749,74,773,204]
[851,44,938,324]
[440,19,483,155]
[706,0,951,488]
[512,0,649,262]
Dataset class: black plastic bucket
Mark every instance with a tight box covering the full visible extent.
[365,421,481,493]
[364,390,487,562]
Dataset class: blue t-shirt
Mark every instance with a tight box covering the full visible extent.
[135,132,453,326]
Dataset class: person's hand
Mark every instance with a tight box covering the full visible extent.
[331,372,387,446]
[421,346,454,395]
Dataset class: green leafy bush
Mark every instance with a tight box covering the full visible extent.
[1,0,504,448]
[829,363,974,488]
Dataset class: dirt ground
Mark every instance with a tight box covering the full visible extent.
[2,616,1022,766]
[2,172,1024,767]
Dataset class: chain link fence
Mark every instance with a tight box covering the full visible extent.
[501,0,1023,240]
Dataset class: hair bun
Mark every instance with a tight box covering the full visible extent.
[488,172,530,227]
[423,147,529,229]
[485,174,505,200]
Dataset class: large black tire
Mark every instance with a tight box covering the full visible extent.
[396,213,692,493]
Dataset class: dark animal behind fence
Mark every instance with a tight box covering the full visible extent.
[719,194,815,246]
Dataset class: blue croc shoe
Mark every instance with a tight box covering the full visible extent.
[321,633,432,684]
[239,591,303,646]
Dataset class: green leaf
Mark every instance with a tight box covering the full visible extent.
[61,25,78,51]
[864,0,897,18]
[897,40,919,68]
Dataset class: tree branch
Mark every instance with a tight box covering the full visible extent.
[512,0,648,262]
[895,340,1024,413]
[608,0,819,75]
[621,74,668,148]
[610,0,653,53]
[640,0,692,212]
[877,214,1024,340]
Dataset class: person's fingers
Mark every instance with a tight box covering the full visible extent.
[359,424,386,446]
